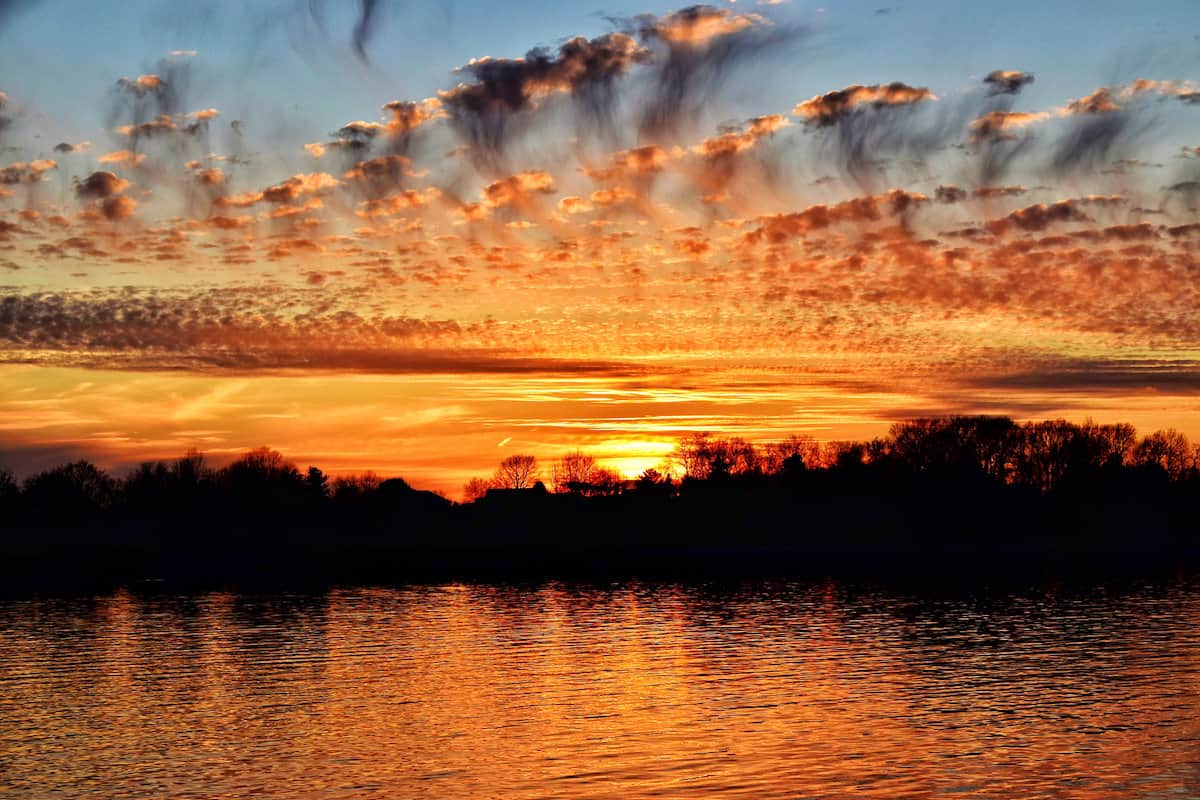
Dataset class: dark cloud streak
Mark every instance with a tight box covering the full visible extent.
[440,33,650,169]
[0,289,648,376]
[630,5,808,142]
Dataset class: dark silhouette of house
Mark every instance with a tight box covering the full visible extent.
[482,481,550,505]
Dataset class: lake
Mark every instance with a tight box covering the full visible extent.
[1,580,1198,798]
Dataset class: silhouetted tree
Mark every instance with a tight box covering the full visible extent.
[550,451,626,495]
[23,461,117,515]
[0,468,17,506]
[631,468,674,498]
[495,454,539,489]
[587,467,624,496]
[957,417,1020,479]
[672,432,715,480]
[222,447,303,500]
[1081,420,1137,466]
[463,476,494,503]
[718,437,760,476]
[305,466,329,498]
[120,461,175,518]
[764,435,819,474]
[637,468,664,488]
[1013,420,1078,491]
[1135,429,1192,479]
[332,473,381,502]
[672,434,761,481]
[1059,420,1123,477]
[552,451,598,493]
[175,449,208,486]
[706,441,733,480]
[124,460,171,494]
[823,441,867,470]
[886,417,1018,479]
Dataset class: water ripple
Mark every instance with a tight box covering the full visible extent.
[1,580,1199,798]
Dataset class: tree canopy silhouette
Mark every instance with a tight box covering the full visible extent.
[494,454,540,489]
[2,415,1200,591]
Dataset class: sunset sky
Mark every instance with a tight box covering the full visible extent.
[1,0,1198,496]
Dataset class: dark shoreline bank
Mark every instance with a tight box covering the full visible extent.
[5,491,1198,596]
[5,414,1199,596]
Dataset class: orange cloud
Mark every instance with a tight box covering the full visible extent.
[74,171,129,199]
[115,115,178,138]
[193,167,226,186]
[583,145,675,183]
[984,70,1035,95]
[116,74,166,95]
[692,114,789,157]
[986,200,1092,235]
[457,202,490,222]
[793,83,936,125]
[98,150,147,167]
[306,99,446,160]
[974,185,1028,199]
[343,155,417,187]
[382,97,446,136]
[481,170,556,209]
[53,141,91,154]
[439,33,649,115]
[356,188,442,218]
[589,186,637,208]
[100,195,138,221]
[969,110,1049,142]
[337,120,386,139]
[0,159,57,185]
[646,6,767,45]
[218,173,339,208]
[204,215,254,230]
[744,190,929,243]
[558,196,594,215]
[1060,79,1197,116]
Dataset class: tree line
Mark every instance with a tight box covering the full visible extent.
[0,417,1196,514]
[464,417,1200,499]
[0,446,417,516]
[1,415,1198,591]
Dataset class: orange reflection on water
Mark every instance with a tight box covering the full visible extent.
[1,582,1199,798]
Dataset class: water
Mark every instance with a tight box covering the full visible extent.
[1,581,1199,799]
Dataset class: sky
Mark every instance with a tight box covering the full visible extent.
[1,0,1199,496]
